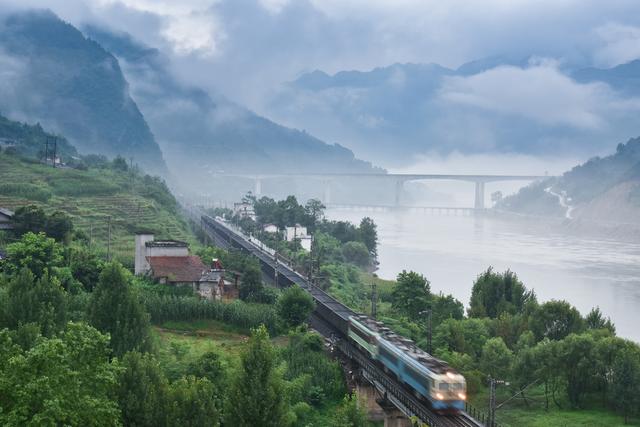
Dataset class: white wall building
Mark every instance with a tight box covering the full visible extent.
[284,224,308,242]
[263,223,278,233]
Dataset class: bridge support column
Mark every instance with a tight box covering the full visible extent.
[394,179,404,207]
[254,177,262,196]
[355,383,411,426]
[323,180,332,205]
[474,181,486,210]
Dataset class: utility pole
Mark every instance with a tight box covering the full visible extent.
[274,251,279,288]
[370,281,377,319]
[420,309,433,354]
[488,378,508,427]
[43,137,49,164]
[489,378,496,427]
[107,216,112,261]
[52,137,57,168]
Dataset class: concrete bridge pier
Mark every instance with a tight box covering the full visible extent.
[254,177,263,196]
[323,180,332,204]
[474,181,486,210]
[356,383,411,427]
[394,178,406,207]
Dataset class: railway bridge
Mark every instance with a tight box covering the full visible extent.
[198,213,489,427]
[210,173,546,209]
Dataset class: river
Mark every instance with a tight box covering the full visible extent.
[326,208,640,343]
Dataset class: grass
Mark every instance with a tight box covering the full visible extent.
[0,153,198,266]
[469,386,639,427]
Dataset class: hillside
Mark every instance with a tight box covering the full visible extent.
[496,137,640,225]
[82,25,380,189]
[0,152,195,266]
[0,113,77,160]
[0,10,166,175]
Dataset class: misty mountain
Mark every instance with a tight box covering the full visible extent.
[0,113,77,161]
[82,25,379,190]
[0,10,166,175]
[267,58,640,166]
[572,60,640,95]
[497,137,640,223]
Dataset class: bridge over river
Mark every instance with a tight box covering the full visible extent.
[210,173,547,210]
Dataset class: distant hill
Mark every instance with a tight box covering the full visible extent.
[267,58,640,165]
[82,25,380,191]
[496,137,640,224]
[572,60,640,96]
[0,10,166,175]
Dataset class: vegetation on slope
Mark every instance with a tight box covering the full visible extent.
[0,151,193,266]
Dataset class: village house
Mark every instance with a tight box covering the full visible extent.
[284,224,312,251]
[0,208,14,230]
[263,223,278,233]
[233,202,256,220]
[134,233,236,300]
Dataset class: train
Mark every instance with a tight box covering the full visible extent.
[348,314,467,413]
[200,215,467,413]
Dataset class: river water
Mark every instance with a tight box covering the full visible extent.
[326,208,640,343]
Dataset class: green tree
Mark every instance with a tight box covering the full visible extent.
[560,333,598,408]
[277,286,315,328]
[225,325,288,426]
[11,205,47,237]
[168,376,221,427]
[0,322,121,426]
[433,318,489,358]
[357,217,378,256]
[480,337,514,379]
[512,346,539,407]
[431,293,464,326]
[391,270,431,319]
[530,300,584,341]
[331,393,368,427]
[44,210,74,242]
[304,199,326,225]
[610,347,640,423]
[468,268,536,318]
[70,248,104,292]
[342,241,371,267]
[585,307,616,335]
[239,264,264,301]
[118,351,169,427]
[3,268,67,337]
[88,262,152,356]
[4,232,64,278]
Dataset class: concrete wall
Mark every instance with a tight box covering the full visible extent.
[146,246,189,258]
[134,234,154,275]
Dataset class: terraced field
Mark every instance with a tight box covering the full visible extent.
[0,154,197,265]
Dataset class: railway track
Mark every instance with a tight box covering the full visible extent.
[200,214,485,427]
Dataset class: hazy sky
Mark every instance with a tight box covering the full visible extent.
[3,0,640,109]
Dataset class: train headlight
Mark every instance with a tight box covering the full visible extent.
[436,393,444,400]
[458,393,466,400]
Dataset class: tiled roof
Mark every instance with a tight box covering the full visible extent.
[147,256,206,282]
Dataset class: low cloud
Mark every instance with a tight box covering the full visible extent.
[439,62,630,130]
[593,22,640,68]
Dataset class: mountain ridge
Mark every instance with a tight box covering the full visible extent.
[0,10,167,175]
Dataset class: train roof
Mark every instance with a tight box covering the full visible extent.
[351,314,455,376]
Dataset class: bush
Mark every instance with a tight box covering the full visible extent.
[141,294,280,335]
[0,183,51,202]
[277,286,315,329]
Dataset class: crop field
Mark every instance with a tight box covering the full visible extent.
[0,154,197,265]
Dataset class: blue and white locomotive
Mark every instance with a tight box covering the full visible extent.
[348,315,466,413]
